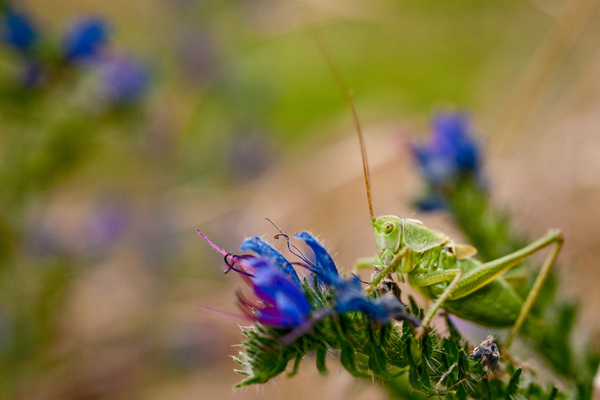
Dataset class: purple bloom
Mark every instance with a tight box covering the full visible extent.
[237,257,312,328]
[20,62,45,88]
[63,18,108,61]
[0,8,38,52]
[98,55,148,103]
[411,112,480,186]
[87,202,129,247]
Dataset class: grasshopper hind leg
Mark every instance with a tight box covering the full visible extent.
[505,229,563,348]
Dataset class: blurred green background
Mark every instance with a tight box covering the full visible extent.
[1,0,600,398]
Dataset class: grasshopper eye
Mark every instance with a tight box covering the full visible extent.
[383,222,395,234]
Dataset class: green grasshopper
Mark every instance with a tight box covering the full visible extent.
[354,215,562,347]
[311,27,564,348]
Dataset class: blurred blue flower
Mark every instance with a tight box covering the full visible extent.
[411,112,481,186]
[0,8,38,53]
[98,55,148,103]
[240,236,301,285]
[87,201,129,247]
[63,18,108,61]
[21,62,45,87]
[238,257,312,328]
[227,130,273,181]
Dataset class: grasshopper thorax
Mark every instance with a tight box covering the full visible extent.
[372,215,403,256]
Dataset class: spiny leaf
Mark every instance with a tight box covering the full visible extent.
[316,348,327,375]
[287,355,302,377]
[506,367,522,397]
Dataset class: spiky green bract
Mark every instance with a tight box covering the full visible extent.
[445,176,600,398]
[233,278,570,399]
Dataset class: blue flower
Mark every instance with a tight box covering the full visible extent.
[0,8,38,53]
[333,277,420,326]
[237,257,312,328]
[98,55,148,103]
[63,18,108,61]
[240,236,301,286]
[411,112,481,186]
[293,231,339,286]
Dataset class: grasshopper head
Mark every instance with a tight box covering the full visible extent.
[372,215,402,256]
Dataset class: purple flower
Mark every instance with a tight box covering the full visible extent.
[86,202,129,247]
[98,55,148,103]
[63,18,108,62]
[0,8,38,53]
[411,112,481,186]
[21,62,45,88]
[237,257,312,328]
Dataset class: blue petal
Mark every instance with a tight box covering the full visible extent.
[294,232,339,285]
[333,277,419,326]
[411,144,455,184]
[240,237,300,285]
[412,112,482,189]
[274,291,308,326]
[432,112,480,174]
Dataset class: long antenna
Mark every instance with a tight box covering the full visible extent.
[305,21,375,221]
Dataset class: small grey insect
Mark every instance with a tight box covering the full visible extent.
[470,335,500,371]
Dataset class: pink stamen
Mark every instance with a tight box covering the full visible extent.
[198,303,253,323]
[196,229,255,274]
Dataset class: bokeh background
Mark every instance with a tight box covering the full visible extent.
[2,0,600,398]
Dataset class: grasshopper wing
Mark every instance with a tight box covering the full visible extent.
[402,219,449,253]
[454,244,478,260]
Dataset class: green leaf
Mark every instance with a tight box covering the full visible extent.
[316,348,327,375]
[506,367,522,398]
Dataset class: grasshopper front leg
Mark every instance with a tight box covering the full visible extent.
[352,257,379,275]
[367,247,410,293]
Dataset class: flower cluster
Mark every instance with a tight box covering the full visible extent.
[200,230,420,339]
[410,112,482,211]
[0,3,147,104]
